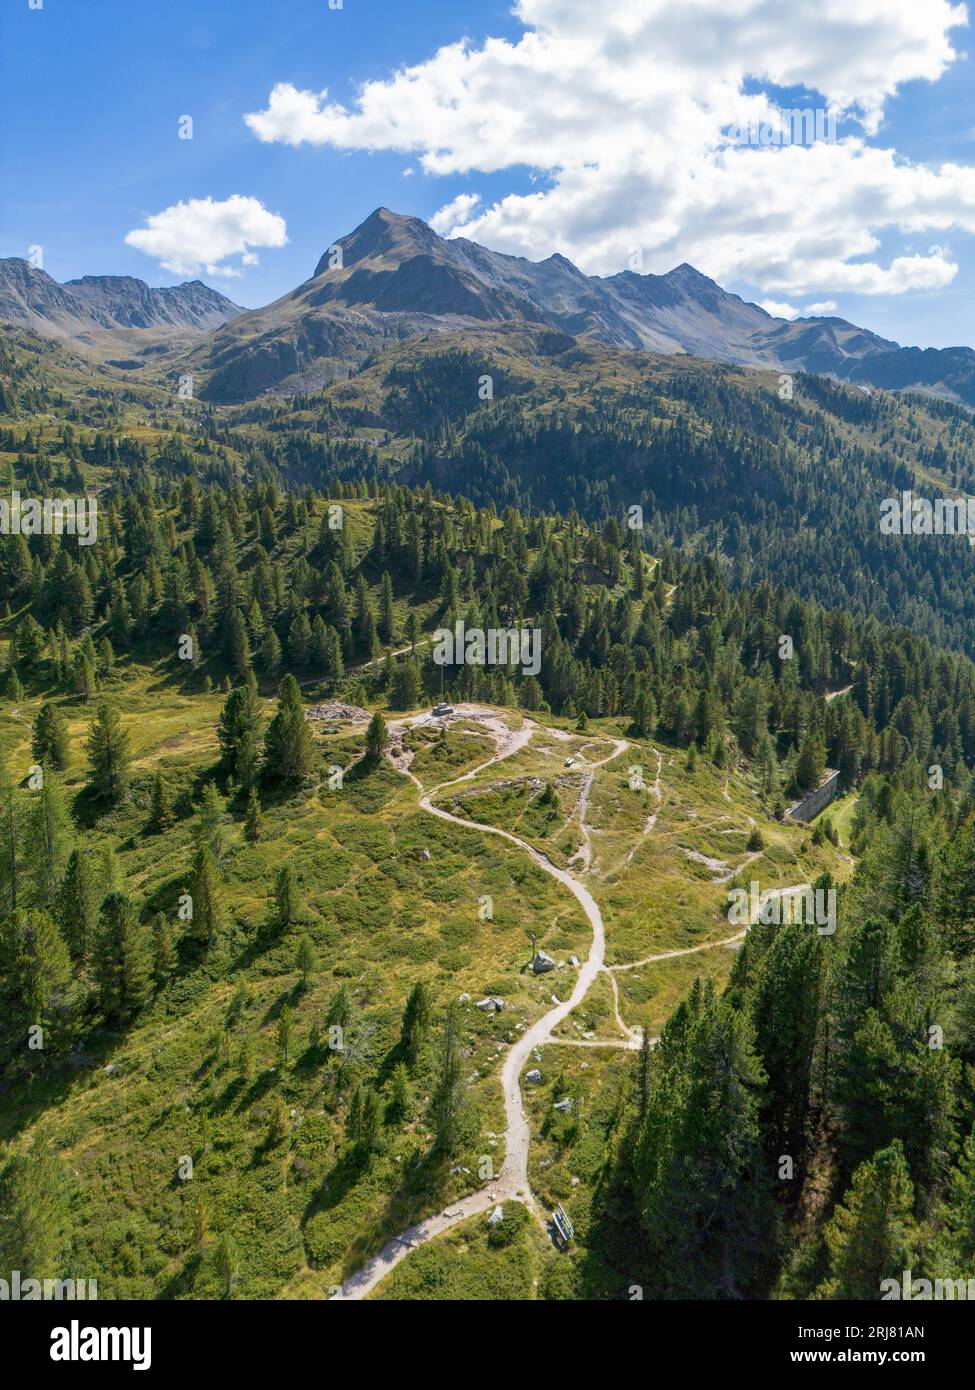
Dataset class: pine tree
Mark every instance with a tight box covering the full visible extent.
[25,773,71,907]
[95,891,152,1021]
[401,981,432,1070]
[347,1085,382,1157]
[225,607,252,680]
[54,849,99,963]
[390,658,422,710]
[630,979,768,1297]
[147,771,176,833]
[288,611,312,668]
[295,933,317,987]
[816,1142,917,1299]
[430,1003,467,1155]
[259,628,282,675]
[323,625,344,689]
[31,701,70,770]
[751,922,823,1168]
[939,1125,975,1274]
[196,781,226,859]
[217,675,262,781]
[262,674,315,783]
[73,652,97,702]
[378,571,395,642]
[243,786,263,842]
[188,843,224,947]
[365,711,389,760]
[274,864,298,932]
[86,703,131,805]
[796,731,827,791]
[631,690,657,739]
[2,907,72,1031]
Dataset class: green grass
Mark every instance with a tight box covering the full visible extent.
[368,1202,550,1300]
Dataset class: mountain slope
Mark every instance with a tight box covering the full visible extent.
[0,259,243,338]
[190,208,975,406]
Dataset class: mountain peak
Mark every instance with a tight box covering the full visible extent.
[313,206,442,278]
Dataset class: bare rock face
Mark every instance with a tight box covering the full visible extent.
[0,259,242,338]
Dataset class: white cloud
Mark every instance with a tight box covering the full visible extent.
[806,300,839,315]
[243,0,975,299]
[125,195,288,278]
[430,193,482,235]
[760,300,801,319]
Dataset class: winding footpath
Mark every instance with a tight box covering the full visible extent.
[332,718,627,1299]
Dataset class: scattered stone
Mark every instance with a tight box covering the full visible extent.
[305,701,369,724]
[554,1097,573,1113]
[526,1068,543,1084]
[103,1064,117,1075]
[568,954,580,967]
[459,993,471,1003]
[420,848,431,861]
[475,996,505,1012]
[532,950,556,974]
[487,1205,505,1227]
[571,1176,581,1186]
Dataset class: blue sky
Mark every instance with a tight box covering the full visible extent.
[2,0,974,349]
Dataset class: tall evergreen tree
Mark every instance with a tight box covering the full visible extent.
[25,773,71,907]
[816,1142,917,1300]
[95,891,151,1020]
[188,843,224,948]
[54,849,100,964]
[31,701,70,771]
[85,704,131,805]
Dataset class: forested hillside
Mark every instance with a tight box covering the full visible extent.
[2,327,975,1300]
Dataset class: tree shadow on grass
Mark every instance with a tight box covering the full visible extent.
[158,1250,205,1301]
